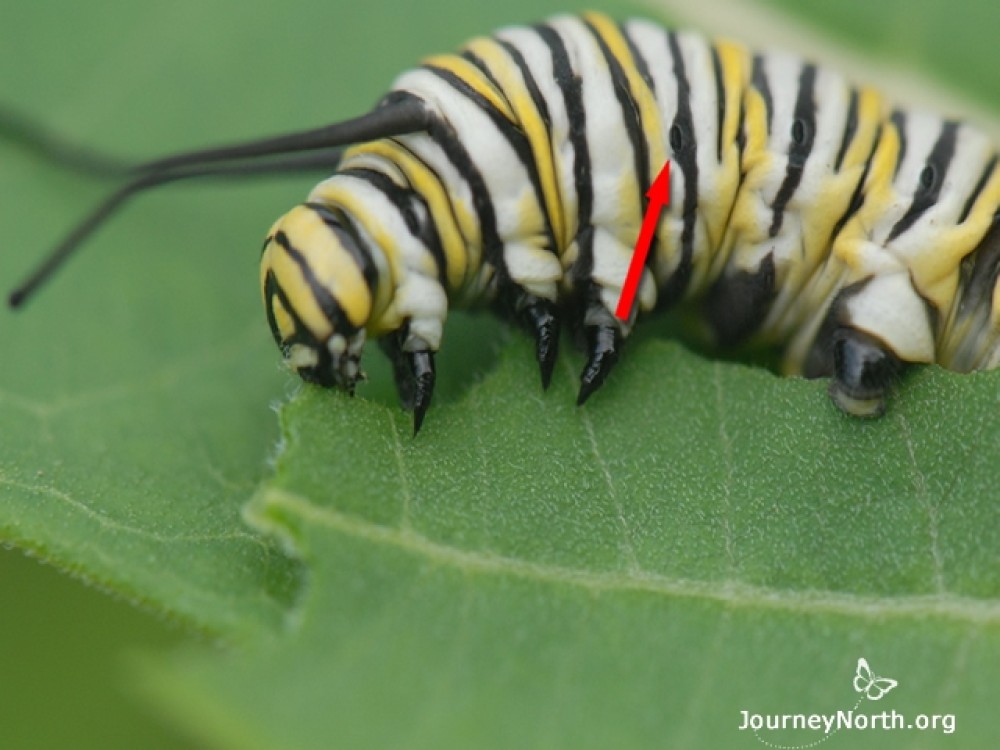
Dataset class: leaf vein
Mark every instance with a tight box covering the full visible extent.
[387,412,413,530]
[713,364,737,571]
[264,488,1000,624]
[580,405,640,573]
[0,473,272,548]
[898,413,945,593]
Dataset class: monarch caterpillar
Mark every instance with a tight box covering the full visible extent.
[9,12,1000,434]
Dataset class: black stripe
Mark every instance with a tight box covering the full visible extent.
[496,39,554,129]
[423,63,557,256]
[539,23,594,285]
[710,45,726,163]
[379,91,503,271]
[831,125,882,241]
[661,29,699,304]
[736,99,747,164]
[263,271,286,347]
[274,229,358,336]
[751,54,773,133]
[887,120,960,242]
[423,64,532,169]
[584,18,650,220]
[622,24,660,275]
[266,270,316,350]
[768,64,817,238]
[459,49,509,109]
[536,24,592,232]
[387,135,467,239]
[323,170,448,286]
[618,22,667,270]
[958,154,998,224]
[303,201,379,294]
[266,270,338,385]
[833,87,859,172]
[496,37,563,254]
[890,109,907,178]
[619,22,656,95]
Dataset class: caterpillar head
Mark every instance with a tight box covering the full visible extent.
[260,203,374,392]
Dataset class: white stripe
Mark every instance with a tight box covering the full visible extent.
[391,68,545,242]
[494,26,581,239]
[549,15,642,232]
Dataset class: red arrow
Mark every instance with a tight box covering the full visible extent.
[614,161,671,321]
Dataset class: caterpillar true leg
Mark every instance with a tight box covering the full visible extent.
[380,333,415,409]
[515,297,561,390]
[578,316,624,406]
[10,12,1000,435]
[409,351,437,436]
[378,332,437,434]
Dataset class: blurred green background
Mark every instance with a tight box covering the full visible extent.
[0,550,193,748]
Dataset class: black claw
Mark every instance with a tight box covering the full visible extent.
[379,335,416,409]
[577,323,622,405]
[379,333,436,434]
[520,299,560,390]
[410,350,436,435]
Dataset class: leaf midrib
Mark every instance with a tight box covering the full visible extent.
[256,487,1000,624]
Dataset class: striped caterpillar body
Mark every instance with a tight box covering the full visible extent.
[259,12,1000,432]
[11,12,1000,434]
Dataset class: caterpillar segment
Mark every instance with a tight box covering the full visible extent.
[255,12,1000,430]
[12,13,1000,433]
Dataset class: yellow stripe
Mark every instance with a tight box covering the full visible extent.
[259,216,282,306]
[714,40,750,160]
[464,37,567,251]
[267,236,333,339]
[346,140,470,290]
[833,127,901,273]
[269,205,373,333]
[914,168,1000,310]
[421,53,516,122]
[584,12,667,179]
[870,122,902,192]
[706,39,750,250]
[841,86,885,170]
[309,179,426,325]
[269,293,297,343]
[850,124,902,242]
[705,86,770,283]
[961,162,1000,229]
[740,88,771,171]
[296,206,373,328]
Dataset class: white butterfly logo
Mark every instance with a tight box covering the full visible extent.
[853,657,897,701]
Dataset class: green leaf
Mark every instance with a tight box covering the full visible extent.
[141,337,1000,749]
[2,0,999,749]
